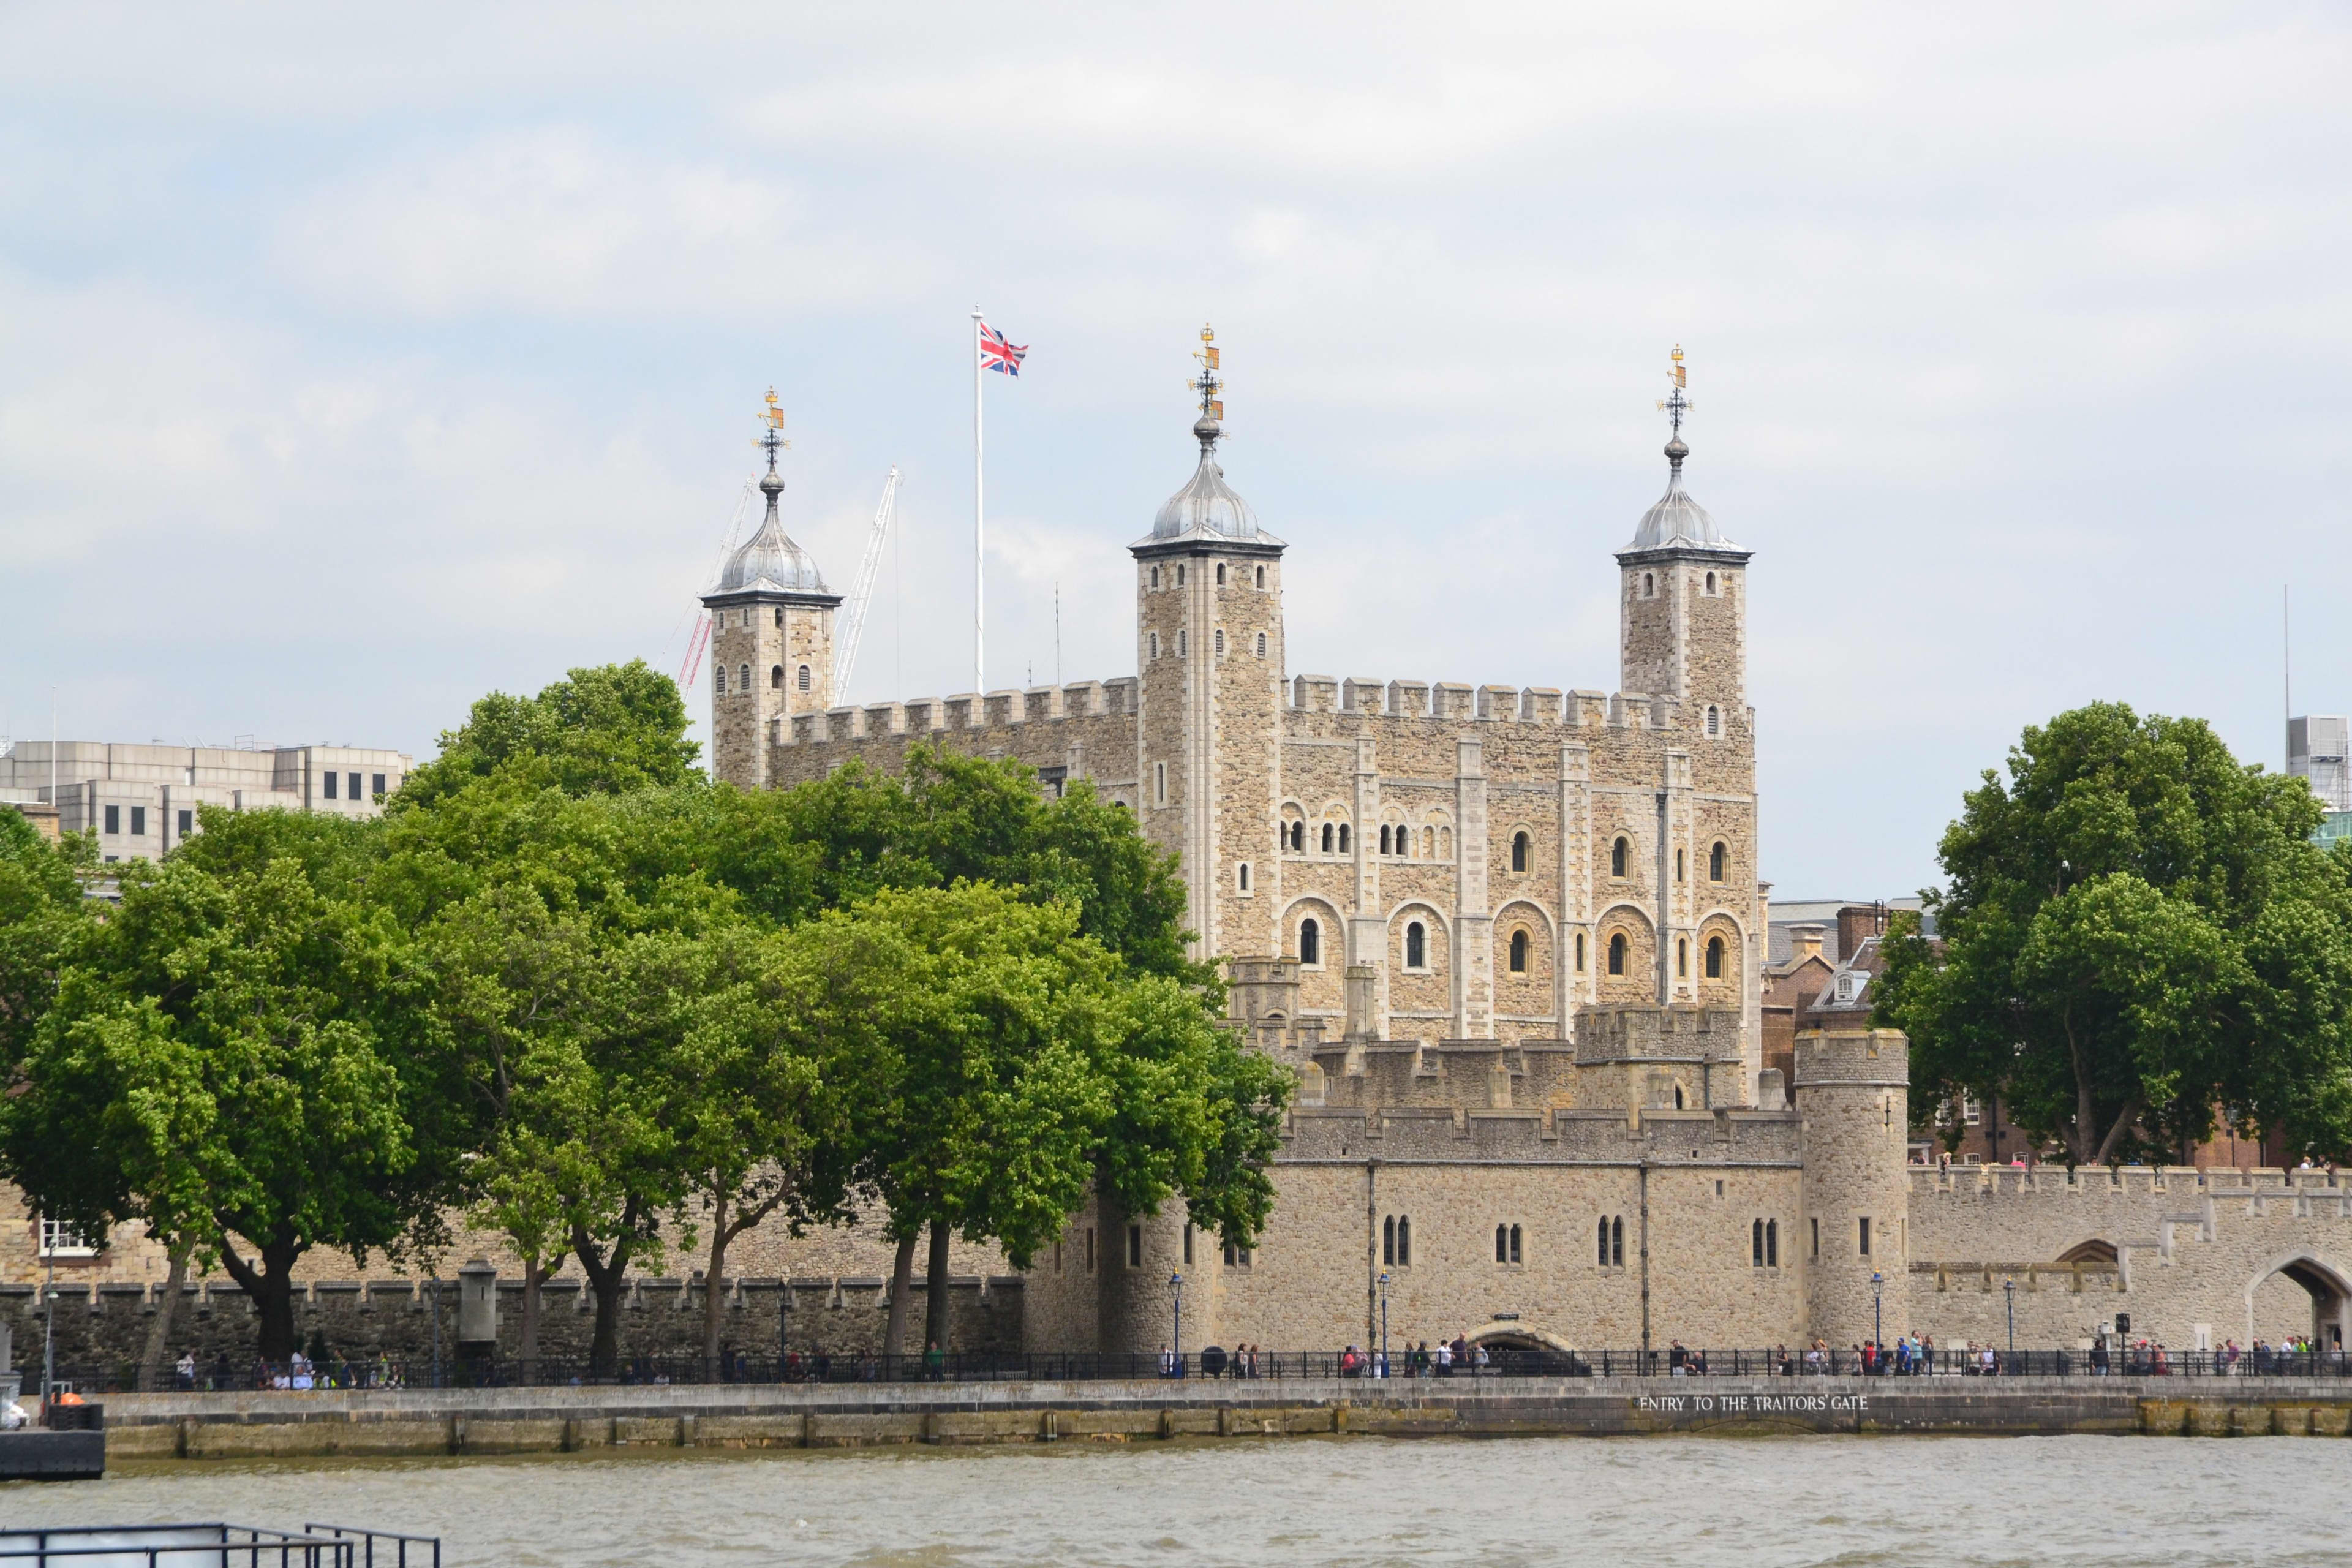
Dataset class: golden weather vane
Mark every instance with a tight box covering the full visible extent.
[1656,344,1692,437]
[754,386,791,466]
[1188,323,1224,423]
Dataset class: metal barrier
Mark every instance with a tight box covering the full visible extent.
[301,1528,439,1568]
[40,1344,2352,1390]
[0,1523,439,1568]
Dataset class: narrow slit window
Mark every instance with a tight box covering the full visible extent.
[797,665,811,692]
[1396,1216,1410,1266]
[771,665,784,689]
[1575,932,1587,971]
[1237,862,1250,892]
[1215,628,1225,655]
[1254,565,1265,587]
[1766,1220,1779,1267]
[1128,1225,1143,1268]
[1753,1218,1765,1266]
[1512,831,1528,872]
[1678,938,1688,978]
[1509,930,1528,973]
[1706,937,1724,979]
[1611,837,1628,877]
[1300,918,1320,966]
[1710,842,1726,881]
[1384,1216,1396,1267]
[1256,631,1267,658]
[1405,921,1426,969]
[1608,933,1626,976]
[1338,824,1350,853]
[1322,823,1334,853]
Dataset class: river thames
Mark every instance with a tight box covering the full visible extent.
[10,1434,2350,1566]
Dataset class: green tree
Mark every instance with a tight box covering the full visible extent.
[1876,702,2352,1166]
[0,810,94,1071]
[398,660,699,808]
[0,810,424,1362]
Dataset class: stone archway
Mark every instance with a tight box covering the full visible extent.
[1461,1321,1588,1374]
[2245,1251,2352,1350]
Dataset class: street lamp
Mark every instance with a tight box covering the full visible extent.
[1871,1271,1883,1363]
[2003,1276,2016,1365]
[1169,1271,1183,1378]
[1378,1271,1390,1378]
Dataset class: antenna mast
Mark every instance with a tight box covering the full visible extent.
[833,467,902,696]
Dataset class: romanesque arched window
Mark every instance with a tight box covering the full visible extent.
[1512,831,1529,872]
[797,665,810,692]
[1575,932,1586,971]
[1678,938,1688,978]
[1509,930,1528,973]
[1178,630,1188,657]
[774,606,784,626]
[1215,628,1225,655]
[1299,918,1319,967]
[1608,933,1626,975]
[1710,842,1726,881]
[1384,1215,1396,1266]
[1766,1219,1779,1267]
[1676,848,1686,883]
[1611,837,1629,878]
[1338,824,1350,854]
[714,666,726,695]
[1495,1224,1521,1264]
[771,665,783,690]
[1706,571,1716,594]
[738,663,751,693]
[1254,565,1265,588]
[1216,562,1227,585]
[1753,1219,1765,1267]
[1706,937,1724,979]
[1379,825,1391,854]
[1321,823,1333,854]
[1405,922,1426,969]
[1256,632,1267,658]
[1151,565,1161,589]
[1643,571,1655,597]
[1706,704,1721,737]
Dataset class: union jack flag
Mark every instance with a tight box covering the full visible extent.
[979,321,1028,376]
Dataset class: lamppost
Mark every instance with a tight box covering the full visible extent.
[2003,1276,2016,1365]
[1378,1271,1390,1378]
[1871,1270,1883,1363]
[1169,1271,1183,1378]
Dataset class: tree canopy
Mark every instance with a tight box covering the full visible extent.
[1876,701,2352,1166]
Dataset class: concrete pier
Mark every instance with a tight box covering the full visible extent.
[85,1376,2352,1460]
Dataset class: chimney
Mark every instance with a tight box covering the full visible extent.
[1837,903,1889,959]
[1343,964,1378,1041]
[1790,924,1826,964]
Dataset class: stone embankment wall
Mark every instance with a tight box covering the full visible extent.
[10,1275,1022,1376]
[88,1376,2352,1460]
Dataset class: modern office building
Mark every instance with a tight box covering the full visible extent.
[0,740,414,863]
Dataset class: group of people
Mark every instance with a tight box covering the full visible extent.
[1191,1343,1265,1378]
[1760,1335,1941,1376]
[1333,1336,1490,1378]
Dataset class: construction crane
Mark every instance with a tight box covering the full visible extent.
[831,466,900,698]
[673,478,756,692]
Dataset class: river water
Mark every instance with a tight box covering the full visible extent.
[9,1436,2348,1566]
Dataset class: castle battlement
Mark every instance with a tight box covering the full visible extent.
[1909,1163,2351,1207]
[1292,675,1689,732]
[1277,1101,1802,1164]
[1574,1004,1744,1065]
[776,677,1142,748]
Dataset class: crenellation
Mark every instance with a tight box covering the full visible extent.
[864,702,905,736]
[1520,688,1562,723]
[1342,678,1385,714]
[1387,679,1430,718]
[1476,685,1518,720]
[985,689,1020,726]
[1294,674,1340,712]
[1433,682,1475,720]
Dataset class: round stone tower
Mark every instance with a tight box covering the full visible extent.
[1794,1025,1911,1348]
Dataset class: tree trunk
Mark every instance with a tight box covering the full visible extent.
[217,1228,304,1364]
[137,1245,190,1392]
[519,1255,545,1383]
[572,1222,635,1376]
[882,1230,918,1360]
[925,1219,951,1356]
[703,1191,730,1375]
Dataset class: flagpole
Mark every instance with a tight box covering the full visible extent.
[973,306,985,695]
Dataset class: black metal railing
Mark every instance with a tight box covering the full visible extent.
[39,1343,2352,1392]
[0,1523,436,1568]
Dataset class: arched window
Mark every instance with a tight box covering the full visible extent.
[799,664,812,691]
[1215,628,1225,655]
[1706,571,1716,594]
[1495,1224,1509,1264]
[1256,632,1267,658]
[1643,571,1655,597]
[1405,921,1426,969]
[1608,933,1626,975]
[771,665,784,690]
[1300,918,1320,967]
[1766,1219,1779,1267]
[1150,632,1160,658]
[1423,826,1434,858]
[1384,1215,1396,1266]
[1575,932,1586,971]
[1709,842,1726,881]
[714,666,727,695]
[1611,837,1629,877]
[1338,824,1350,853]
[1512,831,1529,872]
[1255,564,1265,588]
[1216,562,1227,585]
[1677,938,1688,978]
[1676,848,1686,883]
[1509,930,1528,973]
[1507,1224,1523,1265]
[1177,564,1186,586]
[1321,823,1334,853]
[1178,630,1188,657]
[1379,824,1391,854]
[738,663,751,693]
[1753,1219,1765,1267]
[1706,937,1724,979]
[1396,1215,1411,1265]
[1237,862,1250,892]
[1150,565,1161,588]
[1674,1084,1685,1109]
[1598,1216,1611,1265]
[1706,704,1721,737]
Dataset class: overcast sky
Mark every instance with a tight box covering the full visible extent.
[4,4,2348,896]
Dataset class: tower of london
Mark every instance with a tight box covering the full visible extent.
[696,344,2352,1362]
